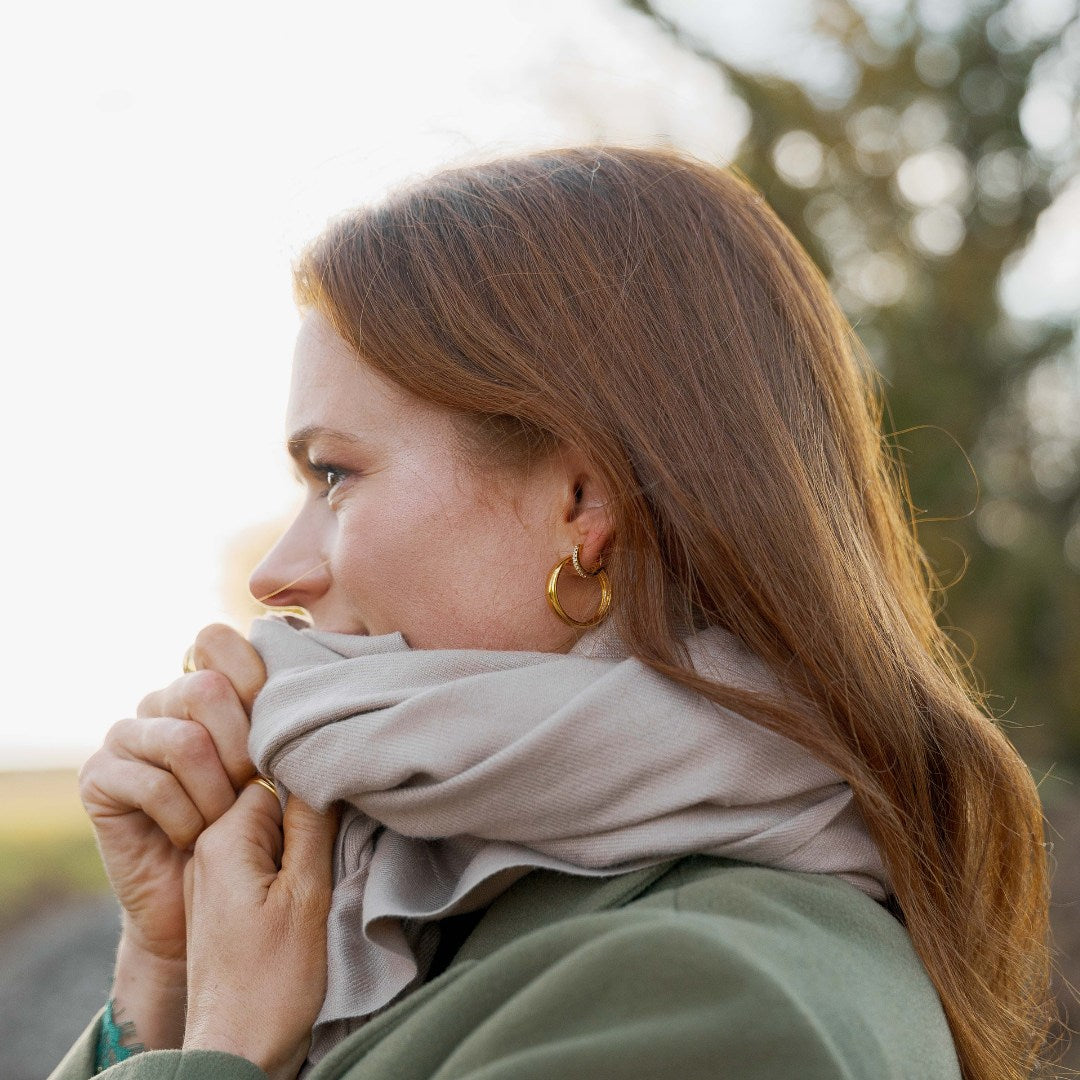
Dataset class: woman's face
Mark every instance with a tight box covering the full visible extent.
[249,311,609,652]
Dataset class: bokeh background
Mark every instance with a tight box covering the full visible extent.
[2,0,1078,1075]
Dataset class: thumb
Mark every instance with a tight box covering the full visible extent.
[280,796,338,891]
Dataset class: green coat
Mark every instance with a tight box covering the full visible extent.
[50,857,961,1079]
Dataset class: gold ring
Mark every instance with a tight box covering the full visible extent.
[247,775,279,798]
[182,645,198,674]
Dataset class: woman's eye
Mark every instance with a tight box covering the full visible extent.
[309,462,348,498]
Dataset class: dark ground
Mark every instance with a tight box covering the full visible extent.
[1,894,119,1079]
[4,794,1079,1080]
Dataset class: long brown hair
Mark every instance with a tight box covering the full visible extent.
[293,146,1054,1080]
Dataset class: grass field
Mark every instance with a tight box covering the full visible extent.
[0,769,109,931]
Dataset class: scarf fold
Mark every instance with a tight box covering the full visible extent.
[247,616,889,1065]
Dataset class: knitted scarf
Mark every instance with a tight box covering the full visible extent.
[247,616,888,1064]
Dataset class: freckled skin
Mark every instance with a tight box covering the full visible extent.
[248,310,613,652]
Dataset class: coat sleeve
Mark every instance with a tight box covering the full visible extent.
[427,913,875,1080]
[47,1012,267,1080]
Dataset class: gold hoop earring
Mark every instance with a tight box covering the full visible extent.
[546,546,612,628]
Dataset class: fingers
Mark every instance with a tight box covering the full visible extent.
[137,669,253,791]
[82,752,206,849]
[136,622,268,792]
[88,623,267,875]
[189,789,333,899]
[93,715,238,833]
[280,797,338,906]
[183,787,333,1078]
[82,714,237,846]
[195,782,285,883]
[187,624,268,715]
[241,780,285,869]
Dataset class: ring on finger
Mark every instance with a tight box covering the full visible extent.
[247,775,279,798]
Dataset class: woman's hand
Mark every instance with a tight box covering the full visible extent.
[78,623,266,1048]
[184,783,338,1080]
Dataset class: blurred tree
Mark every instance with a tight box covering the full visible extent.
[625,0,1080,764]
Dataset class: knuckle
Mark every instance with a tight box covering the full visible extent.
[145,768,178,805]
[194,622,240,659]
[183,669,232,711]
[102,716,138,749]
[167,719,214,762]
[136,686,174,718]
[77,751,104,796]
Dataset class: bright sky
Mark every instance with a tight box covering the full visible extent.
[1,0,1076,768]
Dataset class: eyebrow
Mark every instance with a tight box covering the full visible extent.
[286,425,368,463]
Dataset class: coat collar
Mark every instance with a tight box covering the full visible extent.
[314,856,736,1072]
[453,858,699,966]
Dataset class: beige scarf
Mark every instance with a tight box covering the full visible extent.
[248,616,888,1064]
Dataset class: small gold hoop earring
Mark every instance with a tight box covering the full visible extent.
[546,550,612,628]
[571,543,602,578]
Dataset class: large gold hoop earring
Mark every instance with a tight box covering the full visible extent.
[546,546,612,628]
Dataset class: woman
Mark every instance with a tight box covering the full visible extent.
[53,147,1053,1080]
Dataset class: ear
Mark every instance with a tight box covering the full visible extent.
[556,446,614,572]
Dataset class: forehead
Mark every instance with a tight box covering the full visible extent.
[287,310,434,438]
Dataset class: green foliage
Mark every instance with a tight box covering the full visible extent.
[626,0,1080,765]
[0,835,109,933]
[0,770,110,932]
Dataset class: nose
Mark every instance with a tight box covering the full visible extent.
[248,510,332,611]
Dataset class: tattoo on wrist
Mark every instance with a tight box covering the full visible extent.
[95,998,145,1073]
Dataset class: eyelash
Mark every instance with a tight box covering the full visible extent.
[308,460,349,499]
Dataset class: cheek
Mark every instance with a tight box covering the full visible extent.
[377,498,545,616]
[325,459,560,648]
[332,479,483,604]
